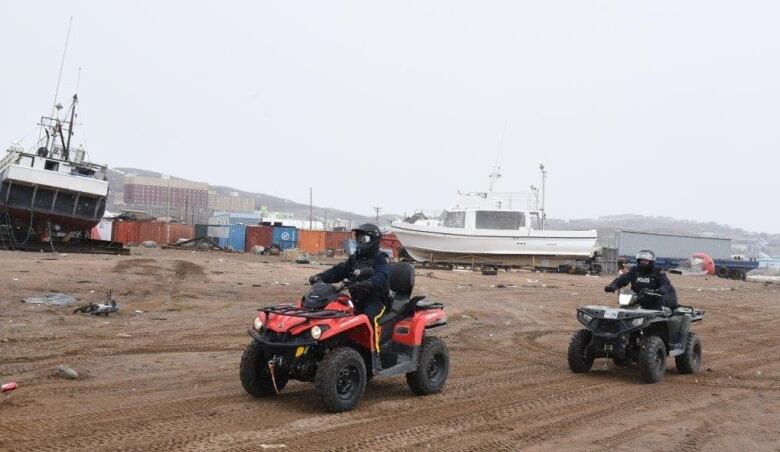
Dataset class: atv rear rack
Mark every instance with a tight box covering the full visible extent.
[259,305,352,319]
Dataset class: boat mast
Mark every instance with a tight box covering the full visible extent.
[65,94,78,155]
[50,17,73,118]
[488,166,502,192]
[539,163,547,229]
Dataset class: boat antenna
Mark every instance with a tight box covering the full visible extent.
[51,16,74,118]
[489,120,507,192]
[539,163,547,229]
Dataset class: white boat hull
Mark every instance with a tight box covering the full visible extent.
[391,222,598,268]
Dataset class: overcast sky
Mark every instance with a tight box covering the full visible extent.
[1,1,778,232]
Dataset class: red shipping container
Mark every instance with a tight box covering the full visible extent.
[245,225,273,251]
[324,231,351,251]
[299,230,326,254]
[112,221,140,245]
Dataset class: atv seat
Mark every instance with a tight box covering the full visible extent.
[379,263,424,326]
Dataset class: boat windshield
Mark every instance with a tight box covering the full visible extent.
[475,211,525,230]
[440,210,465,228]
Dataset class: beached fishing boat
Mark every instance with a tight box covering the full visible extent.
[391,169,598,269]
[0,95,108,246]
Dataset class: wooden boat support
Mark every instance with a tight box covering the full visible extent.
[0,233,129,255]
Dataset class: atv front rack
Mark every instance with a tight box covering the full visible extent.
[259,305,352,319]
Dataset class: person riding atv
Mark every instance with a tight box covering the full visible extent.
[309,223,391,350]
[604,249,678,309]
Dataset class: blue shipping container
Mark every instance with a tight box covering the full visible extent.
[218,224,247,252]
[272,227,299,250]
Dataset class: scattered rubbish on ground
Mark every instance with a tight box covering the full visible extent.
[22,293,78,306]
[73,291,118,316]
[116,333,132,338]
[294,254,311,264]
[250,245,265,255]
[252,284,262,287]
[134,310,144,314]
[526,279,539,284]
[274,281,290,286]
[2,382,17,393]
[164,236,228,252]
[142,241,158,248]
[56,365,79,380]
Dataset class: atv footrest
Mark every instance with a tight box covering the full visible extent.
[376,353,415,377]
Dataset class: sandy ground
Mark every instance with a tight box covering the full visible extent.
[1,248,778,451]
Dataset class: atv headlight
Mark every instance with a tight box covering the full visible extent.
[310,325,322,340]
[631,317,644,327]
[253,316,264,331]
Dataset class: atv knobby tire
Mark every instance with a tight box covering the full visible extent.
[240,340,287,397]
[568,329,594,373]
[406,336,449,395]
[675,332,702,374]
[639,336,667,383]
[315,347,367,413]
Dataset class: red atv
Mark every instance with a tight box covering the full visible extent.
[240,263,449,412]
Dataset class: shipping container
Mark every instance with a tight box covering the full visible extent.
[245,225,273,251]
[325,231,351,251]
[218,224,246,252]
[298,230,326,253]
[112,221,140,245]
[209,212,262,226]
[605,230,732,261]
[136,222,195,245]
[194,224,209,238]
[272,227,299,250]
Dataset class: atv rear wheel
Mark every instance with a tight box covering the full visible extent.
[315,347,367,413]
[240,340,288,397]
[639,336,667,383]
[675,332,702,374]
[406,336,449,395]
[568,329,594,373]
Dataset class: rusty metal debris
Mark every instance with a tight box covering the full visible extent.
[73,291,118,316]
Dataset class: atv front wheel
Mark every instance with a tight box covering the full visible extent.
[407,336,450,395]
[240,340,288,397]
[568,329,594,373]
[315,347,367,413]
[675,332,702,374]
[639,336,667,383]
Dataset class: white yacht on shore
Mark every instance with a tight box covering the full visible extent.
[391,170,597,269]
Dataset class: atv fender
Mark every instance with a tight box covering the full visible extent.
[393,309,447,347]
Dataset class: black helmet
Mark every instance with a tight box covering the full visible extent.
[636,249,656,273]
[352,223,381,256]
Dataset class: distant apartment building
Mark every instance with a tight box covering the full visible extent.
[208,191,255,213]
[123,176,208,217]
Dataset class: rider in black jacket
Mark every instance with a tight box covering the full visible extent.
[309,223,391,351]
[604,249,678,309]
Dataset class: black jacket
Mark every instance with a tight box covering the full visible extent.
[318,251,391,310]
[609,266,678,309]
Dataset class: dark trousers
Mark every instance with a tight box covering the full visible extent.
[360,301,386,352]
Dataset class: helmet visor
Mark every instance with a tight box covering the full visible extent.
[354,232,373,244]
[636,250,655,262]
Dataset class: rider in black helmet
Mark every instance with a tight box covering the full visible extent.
[309,223,391,350]
[604,249,678,309]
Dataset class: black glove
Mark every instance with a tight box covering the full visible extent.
[308,275,321,285]
[604,285,617,293]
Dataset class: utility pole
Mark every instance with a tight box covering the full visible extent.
[373,207,382,225]
[309,187,313,230]
[539,164,547,229]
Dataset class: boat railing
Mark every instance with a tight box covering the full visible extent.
[0,150,20,171]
